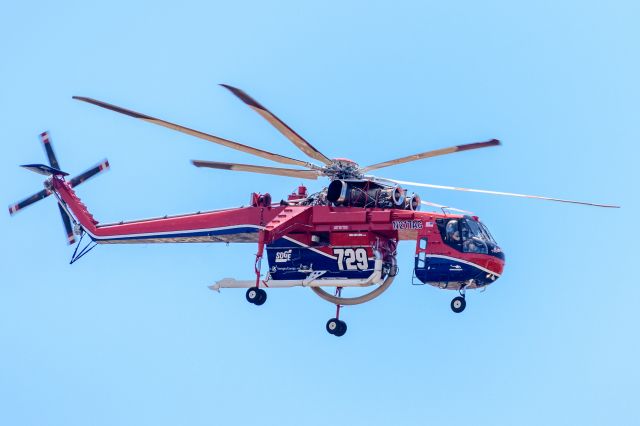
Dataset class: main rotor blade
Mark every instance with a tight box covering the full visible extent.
[73,96,314,168]
[69,160,110,188]
[58,203,75,244]
[382,178,620,208]
[220,84,333,166]
[192,160,319,180]
[8,188,52,215]
[420,200,472,214]
[40,131,61,169]
[362,139,501,172]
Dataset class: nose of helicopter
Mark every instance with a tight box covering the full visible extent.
[487,244,505,282]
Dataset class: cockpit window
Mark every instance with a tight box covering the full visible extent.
[460,219,487,254]
[466,219,481,237]
[437,217,490,254]
[478,221,496,244]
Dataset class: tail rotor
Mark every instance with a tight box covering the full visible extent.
[8,131,110,244]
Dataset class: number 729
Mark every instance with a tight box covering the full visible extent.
[333,248,369,271]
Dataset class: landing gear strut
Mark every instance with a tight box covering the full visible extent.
[246,287,267,305]
[451,287,466,313]
[246,232,267,306]
[326,287,347,337]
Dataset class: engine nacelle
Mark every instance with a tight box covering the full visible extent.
[327,180,408,209]
[406,193,421,211]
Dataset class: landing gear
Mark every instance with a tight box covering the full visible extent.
[246,287,267,305]
[326,318,347,336]
[451,295,466,313]
[326,287,348,337]
[246,232,267,306]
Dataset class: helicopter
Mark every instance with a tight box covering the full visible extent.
[9,85,619,336]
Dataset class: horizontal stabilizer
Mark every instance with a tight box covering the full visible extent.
[20,164,68,176]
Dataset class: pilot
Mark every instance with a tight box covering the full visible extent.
[446,220,460,243]
[460,221,480,253]
[464,238,479,253]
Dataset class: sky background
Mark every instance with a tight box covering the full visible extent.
[1,1,638,425]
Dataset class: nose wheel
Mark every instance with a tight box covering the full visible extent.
[451,295,466,313]
[246,287,267,306]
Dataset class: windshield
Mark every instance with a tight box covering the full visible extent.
[458,219,486,254]
[436,217,498,255]
[478,221,496,244]
[465,219,483,240]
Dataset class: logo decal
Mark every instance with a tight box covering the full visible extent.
[275,249,292,263]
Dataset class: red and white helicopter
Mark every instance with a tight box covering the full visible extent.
[9,85,619,336]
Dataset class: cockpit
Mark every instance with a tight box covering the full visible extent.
[438,216,501,257]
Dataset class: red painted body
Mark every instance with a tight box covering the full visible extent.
[51,176,504,279]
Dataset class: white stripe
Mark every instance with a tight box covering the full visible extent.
[84,224,263,241]
[426,254,501,277]
[282,236,337,259]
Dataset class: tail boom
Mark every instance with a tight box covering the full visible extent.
[50,176,285,244]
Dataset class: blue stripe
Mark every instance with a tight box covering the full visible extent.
[91,226,260,242]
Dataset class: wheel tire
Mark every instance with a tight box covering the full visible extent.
[254,289,267,306]
[326,318,340,335]
[334,320,347,337]
[246,287,259,304]
[451,296,466,313]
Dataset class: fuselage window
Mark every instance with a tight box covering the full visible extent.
[419,237,427,250]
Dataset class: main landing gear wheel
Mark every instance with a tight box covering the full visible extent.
[451,296,466,313]
[246,287,267,305]
[326,318,347,337]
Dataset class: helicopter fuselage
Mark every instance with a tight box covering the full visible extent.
[50,175,504,292]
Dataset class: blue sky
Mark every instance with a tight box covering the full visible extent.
[1,1,638,425]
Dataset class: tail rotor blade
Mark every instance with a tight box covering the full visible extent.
[69,160,110,188]
[40,131,61,169]
[9,190,75,243]
[8,188,53,215]
[57,203,75,244]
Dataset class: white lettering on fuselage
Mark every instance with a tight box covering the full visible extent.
[392,220,423,230]
[333,248,368,271]
[275,250,292,263]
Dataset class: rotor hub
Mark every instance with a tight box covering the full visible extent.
[325,158,362,180]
